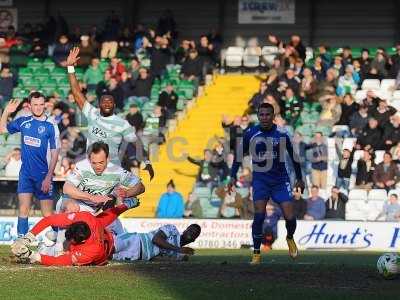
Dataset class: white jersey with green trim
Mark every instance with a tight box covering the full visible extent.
[66,158,141,209]
[82,102,137,165]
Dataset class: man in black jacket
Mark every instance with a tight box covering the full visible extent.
[181,49,203,84]
[157,82,178,120]
[335,140,355,192]
[132,68,153,99]
[356,118,383,151]
[325,186,348,220]
[292,187,306,220]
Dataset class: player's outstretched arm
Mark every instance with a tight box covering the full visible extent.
[0,99,20,134]
[152,231,194,255]
[66,47,87,110]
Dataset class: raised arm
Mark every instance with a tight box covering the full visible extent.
[0,99,20,134]
[67,47,86,110]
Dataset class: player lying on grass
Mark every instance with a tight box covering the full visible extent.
[66,47,154,179]
[53,141,145,255]
[229,103,305,264]
[112,224,201,262]
[11,199,140,266]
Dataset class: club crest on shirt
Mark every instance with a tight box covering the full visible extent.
[24,122,31,129]
[38,126,46,134]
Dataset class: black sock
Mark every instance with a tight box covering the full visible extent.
[285,218,297,239]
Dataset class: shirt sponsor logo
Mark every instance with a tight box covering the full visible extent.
[23,135,41,147]
[91,127,107,138]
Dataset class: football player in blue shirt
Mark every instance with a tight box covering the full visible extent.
[229,103,305,264]
[0,92,60,236]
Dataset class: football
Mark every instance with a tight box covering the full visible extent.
[377,253,399,279]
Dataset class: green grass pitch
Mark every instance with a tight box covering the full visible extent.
[0,246,398,300]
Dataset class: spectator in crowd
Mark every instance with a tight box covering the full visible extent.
[356,118,382,151]
[77,35,96,67]
[118,26,134,59]
[300,67,318,101]
[304,185,326,220]
[126,104,144,132]
[0,148,22,177]
[373,152,399,191]
[0,36,10,64]
[355,149,375,190]
[362,90,380,114]
[83,58,104,91]
[128,57,141,81]
[335,141,354,191]
[184,192,202,218]
[156,179,184,218]
[216,185,238,218]
[261,202,282,252]
[175,40,193,64]
[247,81,267,114]
[119,71,135,101]
[108,57,126,82]
[318,94,341,127]
[158,82,178,120]
[187,149,220,188]
[278,68,300,94]
[371,51,388,78]
[349,104,369,137]
[292,186,307,220]
[222,115,251,153]
[317,45,331,68]
[341,46,353,66]
[100,11,120,59]
[305,132,328,189]
[375,193,400,221]
[97,77,123,110]
[0,65,14,103]
[325,186,348,220]
[337,65,359,96]
[215,185,253,219]
[55,157,73,177]
[312,56,326,82]
[282,87,302,127]
[132,68,153,99]
[197,35,216,75]
[383,114,400,151]
[336,93,359,127]
[52,34,72,66]
[148,36,172,79]
[371,99,396,130]
[360,48,372,79]
[181,49,203,88]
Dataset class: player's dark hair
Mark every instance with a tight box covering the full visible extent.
[28,91,45,102]
[257,103,274,114]
[88,141,109,158]
[188,224,201,234]
[167,179,175,189]
[391,194,398,199]
[65,221,91,244]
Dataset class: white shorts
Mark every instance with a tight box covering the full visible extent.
[112,233,141,261]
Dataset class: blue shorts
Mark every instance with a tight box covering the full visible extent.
[18,169,54,200]
[252,176,292,203]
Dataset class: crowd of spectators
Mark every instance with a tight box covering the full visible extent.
[0,11,222,183]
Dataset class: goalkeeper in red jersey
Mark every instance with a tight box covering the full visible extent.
[11,198,139,266]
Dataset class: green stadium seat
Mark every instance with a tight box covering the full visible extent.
[12,87,30,99]
[40,78,58,96]
[369,47,378,57]
[351,47,362,58]
[51,67,68,82]
[33,68,50,82]
[6,133,21,146]
[18,67,33,80]
[43,59,56,72]
[176,99,185,111]
[22,78,41,91]
[55,87,70,98]
[387,47,397,56]
[27,58,42,71]
[199,197,219,218]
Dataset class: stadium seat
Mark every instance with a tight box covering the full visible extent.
[22,78,41,91]
[380,79,396,92]
[225,47,244,68]
[361,79,380,91]
[345,200,368,221]
[355,90,367,103]
[390,99,400,111]
[376,90,392,102]
[27,58,42,71]
[236,187,250,198]
[6,133,21,146]
[367,189,387,201]
[374,150,385,164]
[33,68,50,82]
[388,189,400,198]
[51,67,68,82]
[353,149,364,161]
[42,59,56,72]
[243,47,261,68]
[366,200,384,220]
[199,197,219,218]
[348,189,368,201]
[318,189,329,200]
[18,67,33,81]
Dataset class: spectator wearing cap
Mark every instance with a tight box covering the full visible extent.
[83,58,104,91]
[53,34,72,66]
[356,118,382,151]
[126,104,144,132]
[304,185,326,220]
[373,152,399,191]
[77,35,96,67]
[0,65,15,104]
[157,82,178,120]
[336,65,359,96]
[375,194,400,221]
[325,186,348,220]
[156,180,184,218]
[355,149,375,190]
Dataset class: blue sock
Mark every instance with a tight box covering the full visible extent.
[17,217,29,236]
[252,212,265,253]
[285,218,297,239]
